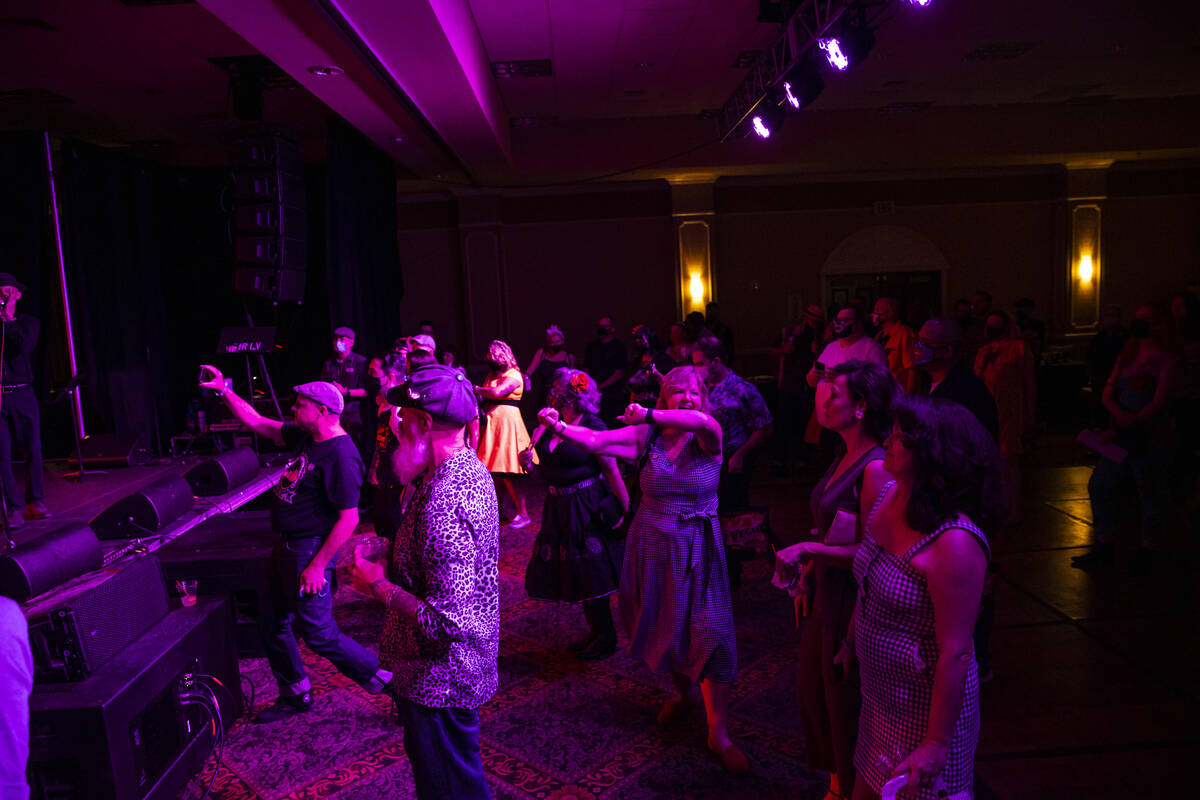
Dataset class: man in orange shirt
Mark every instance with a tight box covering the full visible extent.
[872,297,917,391]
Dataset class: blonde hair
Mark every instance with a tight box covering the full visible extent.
[487,339,519,371]
[657,366,708,412]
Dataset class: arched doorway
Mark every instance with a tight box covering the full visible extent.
[821,225,951,326]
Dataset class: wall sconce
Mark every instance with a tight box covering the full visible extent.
[1069,204,1101,330]
[678,219,713,317]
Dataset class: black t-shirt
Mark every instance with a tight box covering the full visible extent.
[584,338,628,391]
[535,413,606,486]
[271,423,365,539]
[321,352,367,421]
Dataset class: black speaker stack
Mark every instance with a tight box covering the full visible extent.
[231,131,307,303]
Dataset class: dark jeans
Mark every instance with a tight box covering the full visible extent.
[1087,440,1170,550]
[259,536,385,696]
[395,698,491,800]
[0,385,44,508]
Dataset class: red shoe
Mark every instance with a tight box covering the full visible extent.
[26,502,52,520]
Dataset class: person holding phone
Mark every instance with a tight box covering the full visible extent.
[198,366,392,723]
[787,360,895,800]
[0,273,49,528]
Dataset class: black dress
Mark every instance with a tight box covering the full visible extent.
[524,413,624,601]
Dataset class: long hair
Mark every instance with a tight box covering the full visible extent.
[1113,302,1174,373]
[893,394,1007,533]
[549,368,600,415]
[487,339,519,371]
[828,359,897,444]
[656,366,709,412]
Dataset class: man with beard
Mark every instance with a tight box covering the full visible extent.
[350,364,499,800]
[198,367,392,722]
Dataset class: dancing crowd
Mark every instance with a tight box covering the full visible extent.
[194,281,1198,800]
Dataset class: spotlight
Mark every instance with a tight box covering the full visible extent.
[780,61,824,110]
[818,25,875,72]
[749,103,785,139]
[906,0,933,6]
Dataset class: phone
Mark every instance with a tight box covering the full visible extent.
[814,361,826,372]
[199,367,215,384]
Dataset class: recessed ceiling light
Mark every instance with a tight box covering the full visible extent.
[308,65,344,77]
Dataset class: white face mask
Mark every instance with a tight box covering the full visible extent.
[335,339,349,354]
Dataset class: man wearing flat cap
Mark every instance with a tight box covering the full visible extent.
[321,326,368,441]
[350,364,499,800]
[199,366,392,722]
[0,273,48,528]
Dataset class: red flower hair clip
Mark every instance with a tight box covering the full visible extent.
[568,373,591,394]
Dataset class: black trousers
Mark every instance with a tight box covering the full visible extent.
[0,386,44,508]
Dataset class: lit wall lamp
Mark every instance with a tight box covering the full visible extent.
[678,219,713,317]
[1069,204,1101,330]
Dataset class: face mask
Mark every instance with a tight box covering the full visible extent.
[913,341,936,367]
[1129,318,1152,339]
[335,340,348,354]
[832,320,854,338]
[985,325,1005,341]
[597,326,613,337]
[956,313,972,326]
[546,343,560,352]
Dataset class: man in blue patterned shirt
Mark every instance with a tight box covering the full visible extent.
[351,364,499,800]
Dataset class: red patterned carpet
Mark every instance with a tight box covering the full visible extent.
[186,484,830,800]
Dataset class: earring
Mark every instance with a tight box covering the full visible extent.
[854,409,865,420]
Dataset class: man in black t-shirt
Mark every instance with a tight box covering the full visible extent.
[0,274,48,529]
[321,326,368,442]
[199,367,392,723]
[584,315,628,428]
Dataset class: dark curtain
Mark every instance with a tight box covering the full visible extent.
[324,116,403,357]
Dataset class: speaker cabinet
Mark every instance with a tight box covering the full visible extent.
[0,523,102,602]
[233,266,306,303]
[183,447,260,496]
[89,475,194,540]
[24,555,169,683]
[28,597,242,800]
[70,432,148,467]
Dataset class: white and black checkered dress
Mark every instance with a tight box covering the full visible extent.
[618,429,737,684]
[851,481,990,799]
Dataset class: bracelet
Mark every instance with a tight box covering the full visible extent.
[555,421,566,434]
[384,586,400,609]
[644,408,655,425]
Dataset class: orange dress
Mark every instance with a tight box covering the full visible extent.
[975,339,1035,455]
[477,367,531,474]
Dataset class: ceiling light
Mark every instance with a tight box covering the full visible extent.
[906,0,933,6]
[308,65,344,77]
[750,104,785,139]
[818,26,875,72]
[780,61,824,110]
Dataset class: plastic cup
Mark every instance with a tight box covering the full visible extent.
[176,579,198,607]
[355,536,390,564]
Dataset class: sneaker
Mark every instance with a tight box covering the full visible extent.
[4,508,23,529]
[508,514,531,529]
[26,502,51,520]
[253,692,313,723]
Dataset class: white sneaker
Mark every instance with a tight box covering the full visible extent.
[509,514,531,529]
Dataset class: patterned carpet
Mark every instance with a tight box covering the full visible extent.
[188,485,831,800]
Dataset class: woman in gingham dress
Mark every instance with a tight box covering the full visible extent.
[842,395,1005,800]
[536,366,748,774]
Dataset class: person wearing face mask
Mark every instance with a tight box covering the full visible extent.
[526,324,575,430]
[349,364,499,800]
[537,367,749,774]
[872,297,918,392]
[585,315,629,428]
[807,306,888,389]
[475,339,533,528]
[1075,303,1179,571]
[974,310,1036,524]
[198,367,392,722]
[321,326,369,451]
[912,318,999,440]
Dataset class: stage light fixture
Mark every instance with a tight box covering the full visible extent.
[818,25,875,72]
[781,62,824,110]
[906,0,933,6]
[750,103,786,139]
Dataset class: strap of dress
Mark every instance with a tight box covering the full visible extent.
[864,480,895,537]
[904,515,991,562]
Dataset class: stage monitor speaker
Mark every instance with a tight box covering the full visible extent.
[28,597,242,800]
[183,446,260,496]
[233,265,306,302]
[24,555,169,683]
[156,509,275,658]
[89,475,194,541]
[0,523,102,602]
[71,432,148,467]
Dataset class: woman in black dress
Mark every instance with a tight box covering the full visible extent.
[520,368,629,660]
[787,359,896,800]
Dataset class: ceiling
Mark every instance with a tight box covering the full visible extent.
[3,0,1200,186]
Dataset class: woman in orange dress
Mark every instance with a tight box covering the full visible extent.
[974,310,1036,523]
[476,339,533,528]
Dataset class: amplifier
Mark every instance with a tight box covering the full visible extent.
[24,556,169,683]
[29,597,242,800]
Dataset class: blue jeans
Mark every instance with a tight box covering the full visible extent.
[1087,440,1170,550]
[259,536,386,696]
[395,698,491,800]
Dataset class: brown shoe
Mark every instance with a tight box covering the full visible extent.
[26,502,51,520]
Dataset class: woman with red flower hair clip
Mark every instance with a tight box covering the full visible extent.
[521,369,629,660]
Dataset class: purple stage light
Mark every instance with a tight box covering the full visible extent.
[752,115,771,138]
[783,81,801,109]
[819,38,850,71]
[907,0,933,6]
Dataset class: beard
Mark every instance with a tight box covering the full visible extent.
[390,431,430,485]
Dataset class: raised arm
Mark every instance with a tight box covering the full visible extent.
[618,402,721,457]
[537,407,647,461]
[199,364,285,445]
[475,372,522,400]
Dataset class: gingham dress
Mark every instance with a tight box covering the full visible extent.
[852,481,989,799]
[619,428,737,684]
